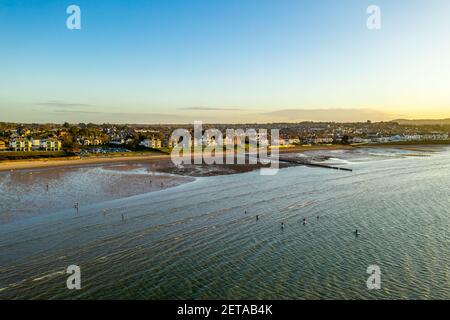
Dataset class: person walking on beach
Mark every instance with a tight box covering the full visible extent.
[256,215,259,221]
[74,202,79,213]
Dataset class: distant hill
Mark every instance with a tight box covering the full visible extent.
[392,118,450,125]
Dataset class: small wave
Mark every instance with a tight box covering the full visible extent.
[287,200,315,210]
[32,270,65,282]
[326,158,353,165]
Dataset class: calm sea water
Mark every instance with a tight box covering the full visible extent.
[0,147,449,299]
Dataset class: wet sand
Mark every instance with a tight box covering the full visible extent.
[1,143,439,172]
[0,143,407,172]
[0,163,194,224]
[0,154,172,172]
[0,156,297,224]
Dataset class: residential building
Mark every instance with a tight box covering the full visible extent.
[92,138,103,145]
[31,138,41,150]
[9,138,32,151]
[140,138,162,149]
[351,137,371,144]
[313,137,334,144]
[163,138,175,148]
[80,138,103,146]
[40,139,62,151]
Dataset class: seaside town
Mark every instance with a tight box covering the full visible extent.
[0,121,450,157]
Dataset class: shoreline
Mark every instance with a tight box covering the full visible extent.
[0,154,172,172]
[1,143,446,172]
[0,143,443,225]
[0,147,337,172]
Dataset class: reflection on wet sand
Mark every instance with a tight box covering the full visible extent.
[0,163,194,224]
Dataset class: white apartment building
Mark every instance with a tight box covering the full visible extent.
[40,139,62,151]
[140,138,162,149]
[9,138,32,151]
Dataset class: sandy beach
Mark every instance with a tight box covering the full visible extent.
[0,154,173,172]
[0,143,442,172]
[0,149,290,173]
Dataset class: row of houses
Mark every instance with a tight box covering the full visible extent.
[3,138,62,151]
[169,135,303,148]
[351,134,450,144]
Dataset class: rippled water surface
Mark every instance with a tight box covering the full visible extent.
[0,148,449,299]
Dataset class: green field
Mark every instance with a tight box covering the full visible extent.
[0,151,71,161]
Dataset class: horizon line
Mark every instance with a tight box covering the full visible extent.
[2,118,450,126]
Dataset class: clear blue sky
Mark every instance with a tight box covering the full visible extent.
[1,0,449,123]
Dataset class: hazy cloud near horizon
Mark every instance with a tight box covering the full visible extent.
[27,107,400,124]
[178,107,242,111]
[40,110,192,124]
[35,100,92,108]
[258,109,399,123]
[2,101,408,124]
